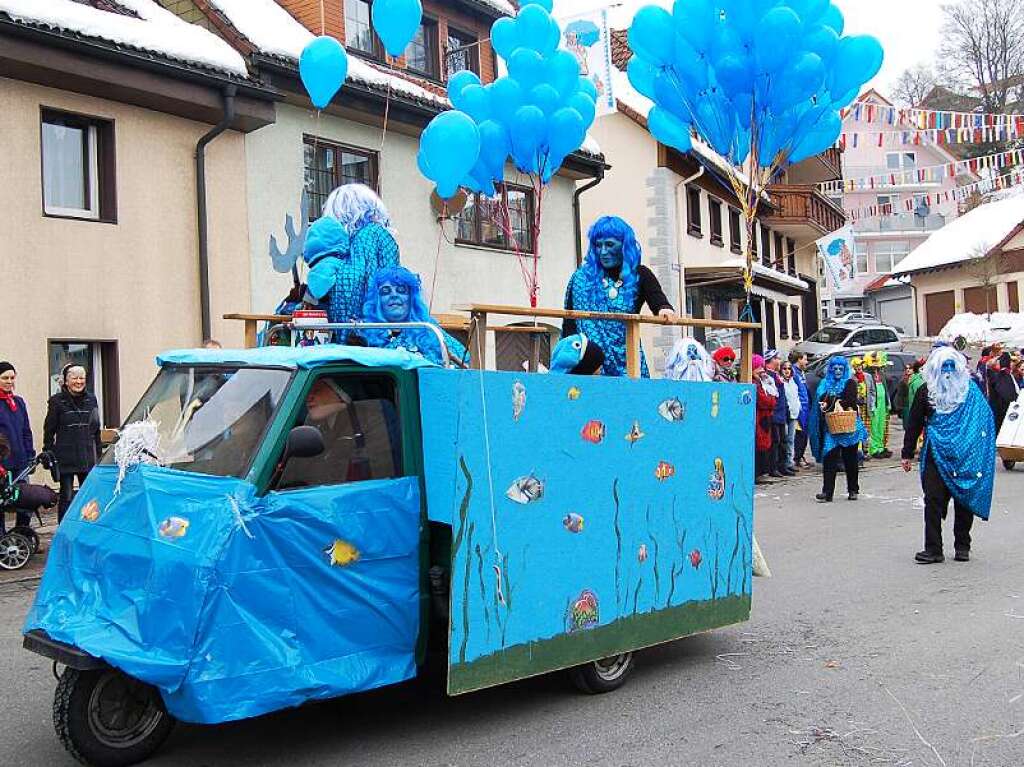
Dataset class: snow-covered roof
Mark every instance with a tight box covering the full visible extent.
[894,195,1024,275]
[0,0,249,77]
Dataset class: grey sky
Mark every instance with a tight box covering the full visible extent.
[553,0,946,97]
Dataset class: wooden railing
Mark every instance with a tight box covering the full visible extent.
[765,185,846,234]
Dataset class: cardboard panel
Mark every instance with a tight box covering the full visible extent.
[419,369,756,695]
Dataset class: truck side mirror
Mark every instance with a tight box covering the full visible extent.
[285,425,324,460]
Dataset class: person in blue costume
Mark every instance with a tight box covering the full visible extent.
[562,216,675,377]
[302,184,400,325]
[902,347,996,564]
[550,334,605,375]
[361,266,467,367]
[809,356,869,503]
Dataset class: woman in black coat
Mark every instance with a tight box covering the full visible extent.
[43,365,101,523]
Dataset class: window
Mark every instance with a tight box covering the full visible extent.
[686,186,702,236]
[808,327,851,344]
[345,0,377,56]
[761,224,772,267]
[456,183,535,252]
[764,299,776,349]
[876,193,899,213]
[774,233,784,272]
[708,197,724,246]
[779,302,789,339]
[786,238,796,275]
[303,137,379,221]
[48,341,119,428]
[728,207,742,254]
[846,330,869,348]
[445,26,479,78]
[886,151,917,172]
[751,220,758,258]
[874,241,910,273]
[790,305,801,340]
[276,374,402,489]
[405,18,440,79]
[855,243,868,274]
[41,109,115,221]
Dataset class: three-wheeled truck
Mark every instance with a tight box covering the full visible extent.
[23,313,758,766]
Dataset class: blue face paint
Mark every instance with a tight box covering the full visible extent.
[595,237,624,271]
[941,359,956,375]
[687,343,700,361]
[830,363,845,381]
[378,281,411,323]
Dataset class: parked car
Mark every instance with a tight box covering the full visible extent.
[804,350,921,411]
[792,323,902,362]
[833,312,880,324]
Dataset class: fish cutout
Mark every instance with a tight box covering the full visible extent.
[625,420,645,446]
[637,543,648,563]
[654,461,675,481]
[80,499,100,522]
[738,390,753,406]
[566,589,599,632]
[711,390,720,418]
[562,513,584,533]
[512,381,526,421]
[707,457,726,501]
[580,419,606,444]
[690,549,702,569]
[158,516,190,539]
[506,474,544,504]
[567,386,581,401]
[324,539,360,567]
[493,563,506,605]
[658,398,685,422]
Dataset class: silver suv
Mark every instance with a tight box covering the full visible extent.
[792,323,903,362]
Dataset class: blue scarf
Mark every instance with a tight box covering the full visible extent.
[922,382,996,520]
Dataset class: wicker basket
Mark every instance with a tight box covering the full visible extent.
[825,404,857,435]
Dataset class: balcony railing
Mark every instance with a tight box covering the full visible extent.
[853,212,946,234]
[765,185,846,235]
[841,166,943,187]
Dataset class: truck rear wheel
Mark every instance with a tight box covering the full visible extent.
[54,667,174,767]
[567,652,635,694]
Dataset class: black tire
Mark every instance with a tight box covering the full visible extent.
[54,668,174,767]
[0,532,32,570]
[567,652,635,694]
[11,525,40,554]
[1004,460,1017,471]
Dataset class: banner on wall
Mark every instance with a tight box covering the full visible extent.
[558,9,616,117]
[816,226,858,294]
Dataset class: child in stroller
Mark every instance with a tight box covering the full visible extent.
[0,434,59,570]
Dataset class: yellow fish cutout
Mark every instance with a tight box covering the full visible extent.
[625,420,645,446]
[567,387,581,401]
[80,500,100,522]
[324,539,360,567]
[711,390,720,418]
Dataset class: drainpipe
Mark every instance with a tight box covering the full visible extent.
[673,166,705,322]
[573,167,606,267]
[195,85,237,342]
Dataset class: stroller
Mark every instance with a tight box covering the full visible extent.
[0,452,60,570]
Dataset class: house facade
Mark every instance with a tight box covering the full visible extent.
[828,90,973,333]
[0,0,275,439]
[162,0,605,371]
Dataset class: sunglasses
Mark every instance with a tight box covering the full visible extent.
[720,356,735,364]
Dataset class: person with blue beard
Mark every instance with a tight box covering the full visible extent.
[902,347,996,564]
[360,266,467,367]
[809,356,868,503]
[562,216,675,377]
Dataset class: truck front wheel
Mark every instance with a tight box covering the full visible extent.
[567,652,635,694]
[54,667,175,767]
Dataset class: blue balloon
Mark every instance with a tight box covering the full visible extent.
[420,111,481,199]
[753,7,800,74]
[577,76,599,101]
[477,120,510,181]
[299,36,349,109]
[672,35,710,93]
[769,52,825,112]
[829,35,884,101]
[417,150,431,178]
[628,58,659,99]
[517,4,555,52]
[673,0,717,55]
[819,3,844,34]
[648,106,692,153]
[788,0,829,23]
[461,84,492,122]
[568,92,597,127]
[548,107,586,159]
[548,50,581,97]
[715,54,754,100]
[509,47,546,89]
[448,70,481,106]
[371,0,423,58]
[489,77,525,127]
[490,17,520,60]
[530,84,562,115]
[518,0,553,11]
[629,5,675,67]
[804,24,839,68]
[510,105,547,173]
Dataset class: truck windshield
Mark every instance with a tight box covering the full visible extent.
[102,366,292,478]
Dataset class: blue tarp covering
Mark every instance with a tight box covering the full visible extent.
[156,344,438,371]
[24,464,421,724]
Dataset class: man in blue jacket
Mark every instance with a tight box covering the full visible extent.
[0,361,35,527]
[766,350,793,476]
[790,351,811,467]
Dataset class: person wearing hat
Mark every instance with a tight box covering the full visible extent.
[765,350,792,476]
[753,354,777,484]
[789,351,812,467]
[865,351,893,459]
[43,364,102,523]
[851,356,872,463]
[0,361,35,527]
[712,346,737,383]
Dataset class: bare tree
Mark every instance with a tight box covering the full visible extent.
[939,0,1024,112]
[965,241,1007,318]
[892,64,937,107]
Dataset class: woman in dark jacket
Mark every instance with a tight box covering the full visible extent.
[43,364,101,523]
[809,356,869,503]
[0,361,34,527]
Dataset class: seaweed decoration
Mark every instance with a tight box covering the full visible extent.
[666,497,686,609]
[460,522,475,664]
[612,478,623,614]
[728,470,754,593]
[474,543,491,642]
[726,514,741,596]
[646,505,661,605]
[632,577,643,616]
[453,456,474,664]
[705,520,721,600]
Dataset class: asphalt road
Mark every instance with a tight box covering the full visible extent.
[3,464,1022,767]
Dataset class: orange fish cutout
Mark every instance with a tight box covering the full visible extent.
[654,461,675,481]
[80,500,100,522]
[580,420,606,444]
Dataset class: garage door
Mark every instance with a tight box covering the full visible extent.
[963,285,998,316]
[876,296,915,334]
[925,291,956,337]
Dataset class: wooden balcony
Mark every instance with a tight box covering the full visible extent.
[764,184,846,237]
[783,146,843,185]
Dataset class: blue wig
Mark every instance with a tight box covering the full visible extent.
[582,216,642,301]
[817,355,853,399]
[362,266,432,325]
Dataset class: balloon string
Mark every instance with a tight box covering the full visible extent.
[319,0,325,36]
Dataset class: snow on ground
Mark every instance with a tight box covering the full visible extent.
[0,0,248,76]
[895,195,1024,275]
[939,312,1024,348]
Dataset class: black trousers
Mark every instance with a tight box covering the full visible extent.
[773,423,787,470]
[822,445,860,499]
[58,473,89,524]
[922,457,974,554]
[794,428,808,463]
